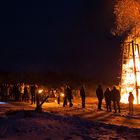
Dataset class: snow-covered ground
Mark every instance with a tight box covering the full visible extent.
[0,97,140,140]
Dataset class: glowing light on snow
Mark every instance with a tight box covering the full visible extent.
[0,102,8,104]
[54,99,57,103]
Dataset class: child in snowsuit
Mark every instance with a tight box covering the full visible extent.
[128,92,134,115]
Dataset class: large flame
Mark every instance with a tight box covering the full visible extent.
[121,38,140,104]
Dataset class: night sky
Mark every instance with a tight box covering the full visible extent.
[0,0,123,83]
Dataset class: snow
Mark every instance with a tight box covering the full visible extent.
[0,97,140,140]
[0,102,8,105]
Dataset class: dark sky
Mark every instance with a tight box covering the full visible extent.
[0,0,122,83]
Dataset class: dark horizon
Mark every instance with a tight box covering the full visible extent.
[0,0,123,84]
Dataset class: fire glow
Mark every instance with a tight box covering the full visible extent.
[112,0,140,104]
[38,89,43,94]
[121,38,140,104]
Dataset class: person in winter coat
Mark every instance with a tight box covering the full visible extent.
[96,84,104,110]
[128,92,134,114]
[24,85,29,102]
[67,85,73,107]
[104,87,112,112]
[80,85,86,108]
[63,85,68,107]
[63,84,72,107]
[56,89,60,105]
[30,84,36,104]
[111,86,121,113]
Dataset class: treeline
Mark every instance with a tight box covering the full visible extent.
[0,70,87,85]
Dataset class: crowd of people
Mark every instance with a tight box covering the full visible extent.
[0,83,86,109]
[0,83,37,104]
[0,83,135,114]
[96,85,121,113]
[96,84,134,114]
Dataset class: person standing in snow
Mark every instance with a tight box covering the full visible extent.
[111,86,121,113]
[55,89,60,105]
[30,84,37,104]
[104,87,112,112]
[63,85,68,107]
[24,85,29,102]
[96,84,104,111]
[80,85,86,108]
[67,85,73,107]
[128,92,134,115]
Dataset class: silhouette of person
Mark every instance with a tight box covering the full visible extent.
[24,85,29,102]
[30,84,36,104]
[104,87,112,112]
[67,85,73,107]
[63,85,68,107]
[19,83,24,102]
[57,92,60,105]
[128,92,134,115]
[13,84,20,101]
[111,86,121,113]
[80,85,86,108]
[56,89,60,105]
[96,84,104,110]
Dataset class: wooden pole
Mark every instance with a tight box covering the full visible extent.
[132,41,139,104]
[137,44,140,61]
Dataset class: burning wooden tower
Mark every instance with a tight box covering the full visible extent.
[121,37,140,104]
[113,0,140,104]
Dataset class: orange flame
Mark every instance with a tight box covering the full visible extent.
[121,41,140,104]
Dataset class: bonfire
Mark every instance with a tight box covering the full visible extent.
[113,0,140,104]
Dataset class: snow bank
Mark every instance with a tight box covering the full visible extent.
[0,110,140,140]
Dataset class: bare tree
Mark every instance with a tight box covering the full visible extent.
[112,0,140,38]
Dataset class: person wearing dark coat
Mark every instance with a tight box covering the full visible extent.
[80,85,86,108]
[24,85,29,102]
[128,92,134,114]
[30,84,36,104]
[111,86,121,113]
[104,87,112,112]
[56,89,60,105]
[96,84,104,110]
[63,85,68,107]
[67,86,73,107]
[13,84,20,101]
